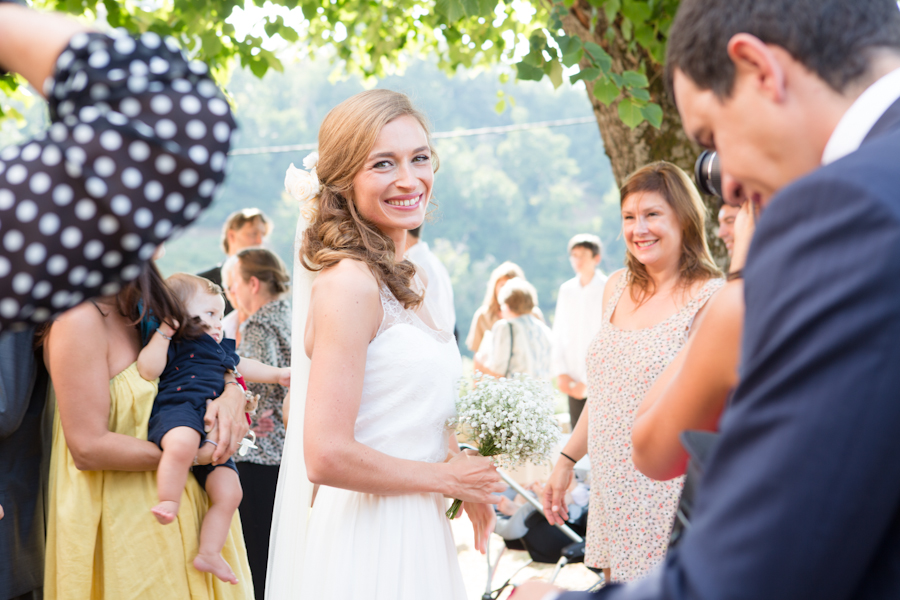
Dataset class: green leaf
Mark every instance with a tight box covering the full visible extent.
[582,42,612,73]
[570,67,601,83]
[495,98,506,113]
[629,87,650,101]
[609,72,624,87]
[621,70,649,88]
[435,0,467,22]
[553,34,580,56]
[621,18,633,41]
[499,72,510,84]
[516,61,545,81]
[300,2,318,20]
[562,48,584,68]
[603,0,621,23]
[621,0,652,24]
[593,77,620,105]
[546,58,564,89]
[618,97,644,129]
[641,102,664,129]
[279,25,299,43]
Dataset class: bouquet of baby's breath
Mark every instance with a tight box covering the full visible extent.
[446,374,561,519]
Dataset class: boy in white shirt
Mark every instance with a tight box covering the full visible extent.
[550,234,607,428]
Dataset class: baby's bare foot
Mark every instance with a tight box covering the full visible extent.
[151,500,180,524]
[194,552,238,584]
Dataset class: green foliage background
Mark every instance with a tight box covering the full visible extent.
[147,58,625,353]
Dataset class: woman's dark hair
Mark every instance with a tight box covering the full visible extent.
[115,261,184,328]
[666,0,900,99]
[35,261,192,347]
[235,248,290,298]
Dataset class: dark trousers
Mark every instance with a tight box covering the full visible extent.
[568,395,586,430]
[236,462,280,600]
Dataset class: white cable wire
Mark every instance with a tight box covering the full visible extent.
[227,116,596,156]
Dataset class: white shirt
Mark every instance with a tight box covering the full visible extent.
[485,313,553,380]
[822,66,900,165]
[406,240,456,332]
[550,270,608,383]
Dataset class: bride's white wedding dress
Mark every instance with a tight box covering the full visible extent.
[295,278,467,599]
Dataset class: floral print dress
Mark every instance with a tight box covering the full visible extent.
[585,272,723,582]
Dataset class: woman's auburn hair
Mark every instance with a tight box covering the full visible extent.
[300,89,438,309]
[620,161,721,304]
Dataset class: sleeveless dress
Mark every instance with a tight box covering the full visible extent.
[44,363,253,600]
[296,280,467,599]
[584,273,723,582]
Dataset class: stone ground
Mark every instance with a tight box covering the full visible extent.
[451,511,601,599]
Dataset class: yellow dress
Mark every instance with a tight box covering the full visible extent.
[44,362,253,599]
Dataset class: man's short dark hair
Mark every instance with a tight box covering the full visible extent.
[567,233,602,258]
[666,0,900,99]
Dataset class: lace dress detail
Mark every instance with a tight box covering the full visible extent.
[297,277,467,599]
[584,272,724,582]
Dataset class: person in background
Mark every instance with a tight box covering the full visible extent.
[542,162,722,583]
[0,4,235,597]
[225,248,291,600]
[551,234,608,429]
[716,202,740,256]
[474,277,553,380]
[466,261,543,355]
[42,262,253,599]
[405,224,456,337]
[198,209,272,314]
[520,0,900,597]
[219,254,244,342]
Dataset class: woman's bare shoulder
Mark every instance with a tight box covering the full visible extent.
[602,268,627,302]
[311,259,381,317]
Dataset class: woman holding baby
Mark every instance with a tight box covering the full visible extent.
[41,262,255,599]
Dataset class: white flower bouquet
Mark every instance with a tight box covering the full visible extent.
[446,374,561,519]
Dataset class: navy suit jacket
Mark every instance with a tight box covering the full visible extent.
[563,99,900,600]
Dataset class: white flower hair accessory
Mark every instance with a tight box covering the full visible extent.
[285,151,321,222]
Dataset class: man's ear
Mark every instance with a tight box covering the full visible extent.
[592,254,602,266]
[727,33,787,103]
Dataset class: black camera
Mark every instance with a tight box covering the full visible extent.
[694,150,722,197]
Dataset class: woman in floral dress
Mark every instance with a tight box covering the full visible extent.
[542,162,723,582]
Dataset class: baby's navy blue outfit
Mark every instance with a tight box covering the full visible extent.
[148,334,241,488]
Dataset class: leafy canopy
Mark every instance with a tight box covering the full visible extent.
[3,0,676,129]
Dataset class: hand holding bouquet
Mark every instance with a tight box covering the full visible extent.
[447,374,560,519]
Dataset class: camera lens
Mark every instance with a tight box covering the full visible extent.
[694,150,721,197]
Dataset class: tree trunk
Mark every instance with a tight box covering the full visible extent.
[561,1,727,262]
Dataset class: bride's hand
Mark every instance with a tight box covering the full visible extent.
[463,501,496,554]
[444,450,504,503]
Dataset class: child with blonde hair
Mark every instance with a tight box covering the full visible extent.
[138,273,290,584]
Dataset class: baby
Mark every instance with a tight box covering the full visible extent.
[138,273,290,584]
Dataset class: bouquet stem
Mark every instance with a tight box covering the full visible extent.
[446,437,500,519]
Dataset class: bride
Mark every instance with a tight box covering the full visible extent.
[267,89,503,599]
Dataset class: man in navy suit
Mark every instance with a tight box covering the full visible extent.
[518,1,900,598]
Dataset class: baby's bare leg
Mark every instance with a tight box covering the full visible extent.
[193,466,242,584]
[152,426,201,525]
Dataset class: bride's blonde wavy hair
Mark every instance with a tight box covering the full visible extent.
[300,89,438,309]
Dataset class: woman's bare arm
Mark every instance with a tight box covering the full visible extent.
[45,305,161,472]
[303,260,502,502]
[632,281,744,480]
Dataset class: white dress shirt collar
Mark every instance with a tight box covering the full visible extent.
[821,66,900,165]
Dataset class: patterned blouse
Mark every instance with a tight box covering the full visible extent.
[585,271,724,581]
[0,31,235,330]
[235,298,291,466]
